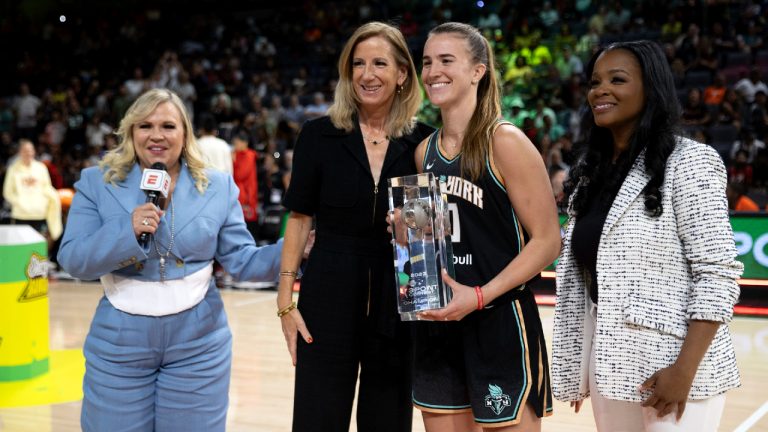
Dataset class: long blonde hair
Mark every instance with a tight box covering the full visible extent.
[100,88,209,193]
[328,21,422,137]
[428,22,501,181]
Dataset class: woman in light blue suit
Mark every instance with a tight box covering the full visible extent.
[58,88,282,432]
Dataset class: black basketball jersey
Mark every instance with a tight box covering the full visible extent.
[422,126,530,303]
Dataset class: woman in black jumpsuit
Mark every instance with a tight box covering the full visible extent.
[276,22,434,432]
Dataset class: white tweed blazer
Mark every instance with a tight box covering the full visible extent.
[551,137,743,403]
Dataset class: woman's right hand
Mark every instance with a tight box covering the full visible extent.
[132,203,163,239]
[280,307,313,366]
[570,400,583,413]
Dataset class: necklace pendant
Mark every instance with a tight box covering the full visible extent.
[159,257,166,282]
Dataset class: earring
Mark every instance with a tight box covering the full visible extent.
[397,84,403,95]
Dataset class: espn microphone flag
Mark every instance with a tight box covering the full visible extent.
[138,162,170,247]
[140,165,170,199]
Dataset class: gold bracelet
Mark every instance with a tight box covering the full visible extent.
[277,301,297,318]
[279,270,298,278]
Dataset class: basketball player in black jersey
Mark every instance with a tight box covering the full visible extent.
[410,23,561,431]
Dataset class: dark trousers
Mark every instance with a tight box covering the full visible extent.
[292,306,412,432]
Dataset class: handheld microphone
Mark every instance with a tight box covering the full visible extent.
[139,162,170,246]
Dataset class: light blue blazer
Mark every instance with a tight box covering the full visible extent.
[58,162,282,283]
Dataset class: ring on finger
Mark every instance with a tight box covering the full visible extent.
[142,218,149,226]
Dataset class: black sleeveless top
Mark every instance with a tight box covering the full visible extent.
[421,126,532,305]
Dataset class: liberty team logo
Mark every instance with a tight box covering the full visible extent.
[484,383,511,415]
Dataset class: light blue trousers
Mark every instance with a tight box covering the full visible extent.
[81,283,232,432]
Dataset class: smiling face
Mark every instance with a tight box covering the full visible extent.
[351,36,406,114]
[421,33,486,109]
[587,48,645,138]
[132,101,185,174]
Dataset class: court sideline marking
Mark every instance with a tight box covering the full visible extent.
[733,400,768,432]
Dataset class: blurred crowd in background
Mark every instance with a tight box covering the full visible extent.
[2,0,767,246]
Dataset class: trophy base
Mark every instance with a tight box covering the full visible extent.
[400,311,425,321]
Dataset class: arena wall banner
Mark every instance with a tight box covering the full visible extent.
[731,215,768,280]
[549,215,768,281]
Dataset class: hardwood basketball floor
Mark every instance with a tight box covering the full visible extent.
[1,281,766,431]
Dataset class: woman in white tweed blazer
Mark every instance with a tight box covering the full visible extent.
[552,41,743,431]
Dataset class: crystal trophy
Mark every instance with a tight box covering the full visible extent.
[388,173,454,321]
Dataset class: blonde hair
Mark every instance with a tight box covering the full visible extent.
[328,21,422,137]
[428,22,501,181]
[100,88,209,193]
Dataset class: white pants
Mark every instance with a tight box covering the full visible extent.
[587,297,726,432]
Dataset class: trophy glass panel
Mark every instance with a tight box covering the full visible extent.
[388,173,454,321]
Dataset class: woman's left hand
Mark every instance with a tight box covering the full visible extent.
[417,270,478,322]
[639,363,696,420]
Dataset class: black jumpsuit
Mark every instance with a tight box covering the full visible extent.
[284,116,434,432]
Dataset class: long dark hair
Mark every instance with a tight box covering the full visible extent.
[564,40,680,217]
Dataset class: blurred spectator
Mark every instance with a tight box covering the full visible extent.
[304,91,329,119]
[259,152,287,206]
[196,112,233,174]
[265,94,286,135]
[742,21,764,53]
[85,114,113,149]
[704,72,727,106]
[717,88,745,129]
[504,55,534,86]
[282,94,306,132]
[554,46,584,80]
[681,87,712,127]
[532,98,557,129]
[731,128,765,163]
[553,24,578,53]
[539,113,566,143]
[748,90,768,137]
[575,24,600,62]
[726,182,759,211]
[65,98,87,150]
[587,5,607,35]
[526,36,553,67]
[171,70,197,123]
[12,83,41,140]
[689,35,719,75]
[661,12,682,43]
[549,166,567,213]
[2,139,62,242]
[44,110,67,148]
[232,133,259,239]
[539,2,560,29]
[124,67,147,100]
[675,23,700,67]
[728,149,753,185]
[477,10,502,30]
[711,21,736,54]
[734,67,768,104]
[604,1,631,34]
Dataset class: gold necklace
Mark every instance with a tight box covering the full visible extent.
[360,123,389,145]
[439,131,461,158]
